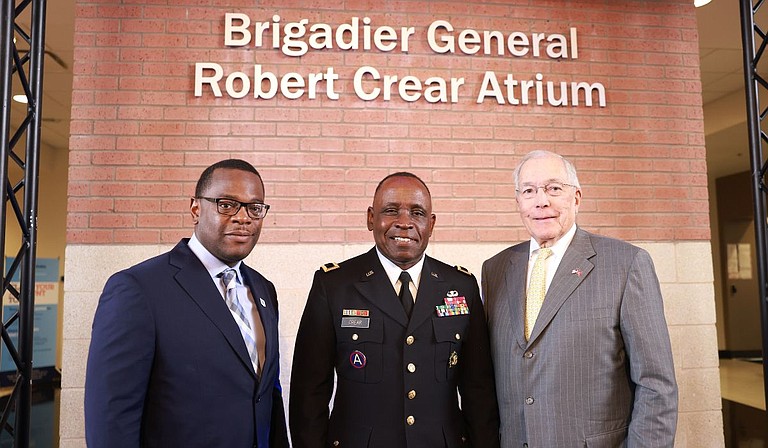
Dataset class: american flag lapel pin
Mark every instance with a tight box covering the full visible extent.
[571,269,582,277]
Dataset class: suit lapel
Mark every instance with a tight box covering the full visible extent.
[506,243,531,349]
[528,229,595,344]
[353,249,410,328]
[170,242,256,378]
[407,257,445,331]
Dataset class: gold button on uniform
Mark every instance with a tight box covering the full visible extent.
[406,416,415,425]
[408,390,416,399]
[407,363,416,373]
[352,334,358,341]
[406,335,415,345]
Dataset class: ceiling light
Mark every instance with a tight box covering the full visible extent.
[694,0,712,7]
[12,94,28,104]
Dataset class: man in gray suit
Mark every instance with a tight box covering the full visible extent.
[482,150,678,447]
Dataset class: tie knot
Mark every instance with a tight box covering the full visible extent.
[220,268,237,289]
[399,271,412,285]
[537,248,553,260]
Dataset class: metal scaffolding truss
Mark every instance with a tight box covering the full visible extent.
[0,0,45,446]
[740,0,768,409]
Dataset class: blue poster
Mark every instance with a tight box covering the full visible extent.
[0,257,60,383]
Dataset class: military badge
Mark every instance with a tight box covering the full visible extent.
[449,351,459,368]
[435,294,470,317]
[321,262,340,272]
[456,265,471,275]
[350,350,367,369]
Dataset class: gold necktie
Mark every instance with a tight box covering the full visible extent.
[525,247,553,340]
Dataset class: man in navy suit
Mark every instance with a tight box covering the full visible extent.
[290,172,500,447]
[85,159,289,448]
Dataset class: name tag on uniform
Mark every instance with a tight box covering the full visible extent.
[341,317,370,328]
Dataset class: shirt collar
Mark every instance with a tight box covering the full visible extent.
[188,233,243,280]
[529,224,577,259]
[374,246,425,289]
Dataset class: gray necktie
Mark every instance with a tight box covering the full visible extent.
[220,268,260,374]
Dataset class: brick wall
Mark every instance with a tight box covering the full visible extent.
[67,0,708,244]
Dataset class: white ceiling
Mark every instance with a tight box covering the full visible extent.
[6,0,752,180]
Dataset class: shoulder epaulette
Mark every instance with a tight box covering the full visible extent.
[320,262,340,273]
[456,265,472,275]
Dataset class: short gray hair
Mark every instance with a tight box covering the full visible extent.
[513,150,580,190]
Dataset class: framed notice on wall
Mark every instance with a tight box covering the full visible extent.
[0,257,60,386]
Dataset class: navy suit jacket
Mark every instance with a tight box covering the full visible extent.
[85,239,289,448]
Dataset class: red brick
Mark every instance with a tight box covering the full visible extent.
[161,229,191,244]
[139,122,185,136]
[137,214,183,228]
[300,229,345,242]
[69,198,114,212]
[136,183,184,197]
[118,107,164,121]
[90,214,135,228]
[115,198,162,213]
[91,152,138,165]
[161,167,207,181]
[163,137,209,151]
[113,167,163,182]
[69,166,114,181]
[67,229,114,244]
[68,183,90,197]
[319,183,367,197]
[72,106,117,120]
[67,213,89,228]
[90,182,138,196]
[114,229,161,243]
[115,135,163,151]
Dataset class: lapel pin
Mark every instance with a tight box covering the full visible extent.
[259,298,267,307]
[366,270,374,277]
[571,269,582,277]
[431,271,438,278]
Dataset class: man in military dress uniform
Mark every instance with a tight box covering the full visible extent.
[290,172,500,448]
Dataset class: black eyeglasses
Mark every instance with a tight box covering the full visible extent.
[197,197,270,219]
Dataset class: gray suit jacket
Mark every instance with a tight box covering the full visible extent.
[481,228,677,448]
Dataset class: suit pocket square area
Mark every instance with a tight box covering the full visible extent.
[565,306,614,321]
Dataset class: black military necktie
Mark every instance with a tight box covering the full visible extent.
[398,271,414,318]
